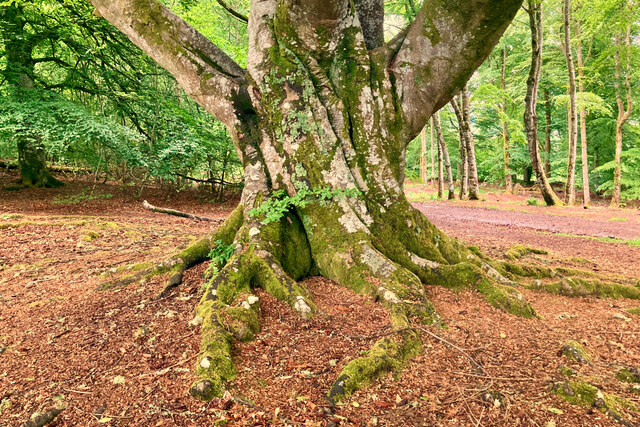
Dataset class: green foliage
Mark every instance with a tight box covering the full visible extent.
[207,239,235,277]
[250,188,362,224]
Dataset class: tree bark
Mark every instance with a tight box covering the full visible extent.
[611,26,633,208]
[434,112,455,200]
[524,0,563,206]
[90,0,529,403]
[500,47,513,193]
[562,0,578,205]
[575,19,590,205]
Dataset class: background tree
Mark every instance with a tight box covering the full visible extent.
[524,0,563,205]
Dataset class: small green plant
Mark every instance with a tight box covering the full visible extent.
[52,190,112,205]
[249,187,361,224]
[207,240,235,278]
[608,217,628,222]
[526,198,540,206]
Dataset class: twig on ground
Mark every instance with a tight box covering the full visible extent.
[415,325,487,375]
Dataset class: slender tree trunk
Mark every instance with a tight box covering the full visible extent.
[461,86,480,199]
[524,0,563,205]
[563,0,578,204]
[89,0,532,404]
[544,88,552,177]
[575,20,590,205]
[436,134,444,199]
[611,26,633,208]
[420,125,428,183]
[451,97,469,199]
[430,118,435,183]
[434,112,455,200]
[500,47,513,193]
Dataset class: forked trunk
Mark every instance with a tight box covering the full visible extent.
[90,0,528,404]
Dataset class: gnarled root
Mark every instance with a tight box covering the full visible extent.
[189,211,316,400]
[97,205,243,294]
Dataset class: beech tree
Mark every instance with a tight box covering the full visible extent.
[90,0,532,402]
[0,4,63,188]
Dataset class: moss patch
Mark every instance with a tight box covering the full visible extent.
[551,379,636,424]
[626,307,640,316]
[616,367,640,384]
[504,245,548,260]
[328,330,421,405]
[561,340,591,364]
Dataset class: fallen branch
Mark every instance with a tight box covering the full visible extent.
[416,325,487,375]
[142,200,217,222]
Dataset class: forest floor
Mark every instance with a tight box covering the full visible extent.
[1,173,640,426]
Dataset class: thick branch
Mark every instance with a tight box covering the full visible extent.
[354,0,384,50]
[89,0,249,127]
[390,0,523,139]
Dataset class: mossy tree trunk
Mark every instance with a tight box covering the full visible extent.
[91,0,526,402]
[0,5,63,189]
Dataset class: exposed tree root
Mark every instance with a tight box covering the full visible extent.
[97,205,243,295]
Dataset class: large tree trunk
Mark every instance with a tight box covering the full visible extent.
[434,112,455,200]
[563,0,578,205]
[90,0,528,403]
[611,26,633,208]
[524,1,563,206]
[500,47,513,193]
[575,20,590,206]
[0,5,63,189]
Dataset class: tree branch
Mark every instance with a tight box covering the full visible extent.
[89,0,250,127]
[354,0,384,50]
[390,0,523,140]
[214,0,248,23]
